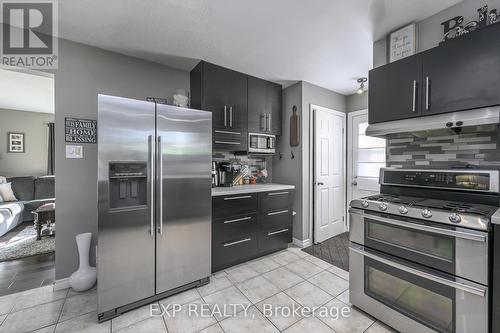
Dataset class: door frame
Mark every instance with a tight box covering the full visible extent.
[310,104,346,244]
[346,109,368,231]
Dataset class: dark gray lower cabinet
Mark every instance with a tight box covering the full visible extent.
[212,190,294,272]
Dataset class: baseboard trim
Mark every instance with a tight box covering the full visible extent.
[293,238,311,248]
[53,277,70,291]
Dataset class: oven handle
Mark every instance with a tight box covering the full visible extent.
[351,210,486,243]
[350,246,487,297]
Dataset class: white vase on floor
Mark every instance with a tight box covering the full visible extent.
[70,232,97,292]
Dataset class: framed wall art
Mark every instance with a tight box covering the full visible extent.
[388,23,417,63]
[7,132,25,153]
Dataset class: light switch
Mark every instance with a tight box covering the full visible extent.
[66,145,83,159]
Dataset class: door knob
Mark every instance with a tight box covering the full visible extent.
[317,182,324,186]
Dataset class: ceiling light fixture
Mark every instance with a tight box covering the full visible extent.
[357,77,367,94]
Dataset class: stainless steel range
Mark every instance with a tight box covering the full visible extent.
[349,168,500,333]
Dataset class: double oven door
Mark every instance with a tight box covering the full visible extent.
[349,208,489,333]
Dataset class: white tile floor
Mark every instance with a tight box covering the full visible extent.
[0,247,397,333]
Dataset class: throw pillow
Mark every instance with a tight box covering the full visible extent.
[0,183,17,202]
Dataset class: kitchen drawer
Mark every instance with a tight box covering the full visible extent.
[260,209,292,229]
[213,129,248,151]
[212,234,258,271]
[213,193,258,219]
[258,226,292,254]
[213,213,258,242]
[259,190,293,212]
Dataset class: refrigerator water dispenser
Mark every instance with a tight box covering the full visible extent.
[109,162,147,208]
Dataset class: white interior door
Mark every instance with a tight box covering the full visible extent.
[313,106,346,243]
[347,110,386,226]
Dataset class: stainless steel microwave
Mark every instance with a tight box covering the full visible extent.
[248,133,275,154]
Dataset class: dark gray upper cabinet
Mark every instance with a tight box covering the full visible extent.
[248,76,282,135]
[368,23,500,124]
[422,23,500,116]
[190,61,248,151]
[369,55,422,124]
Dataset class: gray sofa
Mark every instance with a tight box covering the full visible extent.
[0,176,55,236]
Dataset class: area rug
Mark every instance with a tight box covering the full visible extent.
[302,232,349,271]
[0,226,55,261]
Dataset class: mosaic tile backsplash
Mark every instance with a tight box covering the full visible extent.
[212,151,272,182]
[386,125,500,169]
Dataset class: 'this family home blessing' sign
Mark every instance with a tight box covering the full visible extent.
[65,117,97,143]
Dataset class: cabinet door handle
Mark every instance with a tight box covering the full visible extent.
[412,80,417,112]
[214,130,241,135]
[224,195,252,200]
[268,229,289,236]
[229,106,233,127]
[224,216,252,224]
[214,141,240,145]
[425,77,430,111]
[224,105,227,127]
[268,191,289,196]
[224,238,251,247]
[268,209,289,216]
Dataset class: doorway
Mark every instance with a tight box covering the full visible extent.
[312,105,346,244]
[0,67,56,295]
[347,109,386,229]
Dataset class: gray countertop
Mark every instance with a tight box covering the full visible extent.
[212,183,295,196]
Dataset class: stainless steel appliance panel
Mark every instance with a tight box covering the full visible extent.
[349,244,488,333]
[97,95,156,314]
[349,209,489,285]
[155,104,212,293]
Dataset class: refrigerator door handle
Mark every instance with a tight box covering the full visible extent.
[149,135,155,236]
[158,136,163,235]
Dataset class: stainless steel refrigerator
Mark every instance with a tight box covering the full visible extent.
[97,95,212,321]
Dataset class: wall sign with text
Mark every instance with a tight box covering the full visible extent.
[389,24,417,63]
[65,117,97,143]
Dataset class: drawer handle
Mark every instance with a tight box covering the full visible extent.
[224,216,252,224]
[224,195,252,201]
[224,238,251,247]
[215,141,241,145]
[268,192,289,196]
[268,209,289,216]
[215,130,241,135]
[268,229,289,236]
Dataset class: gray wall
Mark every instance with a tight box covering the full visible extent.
[374,0,500,67]
[55,39,189,279]
[346,93,368,112]
[272,82,303,240]
[0,109,54,177]
[273,81,347,243]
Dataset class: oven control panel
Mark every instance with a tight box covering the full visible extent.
[380,169,498,192]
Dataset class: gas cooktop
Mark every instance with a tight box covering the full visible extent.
[366,194,498,217]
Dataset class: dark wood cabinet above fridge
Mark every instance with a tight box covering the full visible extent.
[369,23,500,124]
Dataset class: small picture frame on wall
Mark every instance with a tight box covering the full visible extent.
[7,132,25,153]
[388,23,417,63]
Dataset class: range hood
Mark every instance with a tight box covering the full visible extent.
[365,106,500,137]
